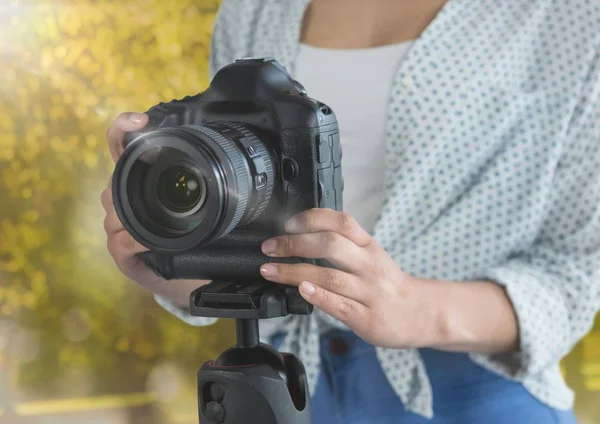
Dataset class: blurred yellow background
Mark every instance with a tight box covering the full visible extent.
[0,1,598,423]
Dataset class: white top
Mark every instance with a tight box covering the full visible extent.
[294,42,414,232]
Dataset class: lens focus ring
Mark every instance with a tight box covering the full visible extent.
[180,125,250,235]
[224,122,275,222]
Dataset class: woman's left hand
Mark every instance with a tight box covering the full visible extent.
[259,208,438,349]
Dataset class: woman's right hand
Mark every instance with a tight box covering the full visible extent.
[101,112,210,308]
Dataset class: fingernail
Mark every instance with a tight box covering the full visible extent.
[300,281,315,296]
[260,264,278,278]
[262,239,277,254]
[129,113,145,123]
[284,218,300,233]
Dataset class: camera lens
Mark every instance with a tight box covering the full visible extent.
[157,166,206,214]
[112,123,275,253]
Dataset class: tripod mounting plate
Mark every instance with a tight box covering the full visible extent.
[190,280,313,319]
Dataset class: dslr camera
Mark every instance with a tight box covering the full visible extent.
[112,58,343,318]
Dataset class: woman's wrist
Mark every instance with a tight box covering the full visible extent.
[410,276,520,354]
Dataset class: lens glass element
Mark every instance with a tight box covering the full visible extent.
[157,166,205,214]
[126,147,211,237]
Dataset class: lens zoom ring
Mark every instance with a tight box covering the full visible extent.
[181,125,249,234]
[225,123,275,220]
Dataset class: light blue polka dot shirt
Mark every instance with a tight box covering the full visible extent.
[156,0,600,418]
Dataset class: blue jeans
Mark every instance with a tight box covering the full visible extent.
[271,330,577,424]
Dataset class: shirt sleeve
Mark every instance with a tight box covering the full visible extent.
[154,294,218,327]
[471,48,600,379]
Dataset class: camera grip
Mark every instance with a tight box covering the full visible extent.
[138,250,304,281]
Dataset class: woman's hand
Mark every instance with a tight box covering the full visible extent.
[258,208,442,349]
[102,112,210,308]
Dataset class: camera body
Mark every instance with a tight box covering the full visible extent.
[112,58,343,287]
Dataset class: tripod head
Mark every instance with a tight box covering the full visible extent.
[191,280,312,424]
[190,279,312,319]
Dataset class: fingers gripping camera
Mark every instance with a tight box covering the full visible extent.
[112,58,343,283]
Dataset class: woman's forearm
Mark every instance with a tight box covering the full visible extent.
[150,278,212,309]
[414,277,520,354]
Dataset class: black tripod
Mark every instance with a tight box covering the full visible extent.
[189,280,312,424]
